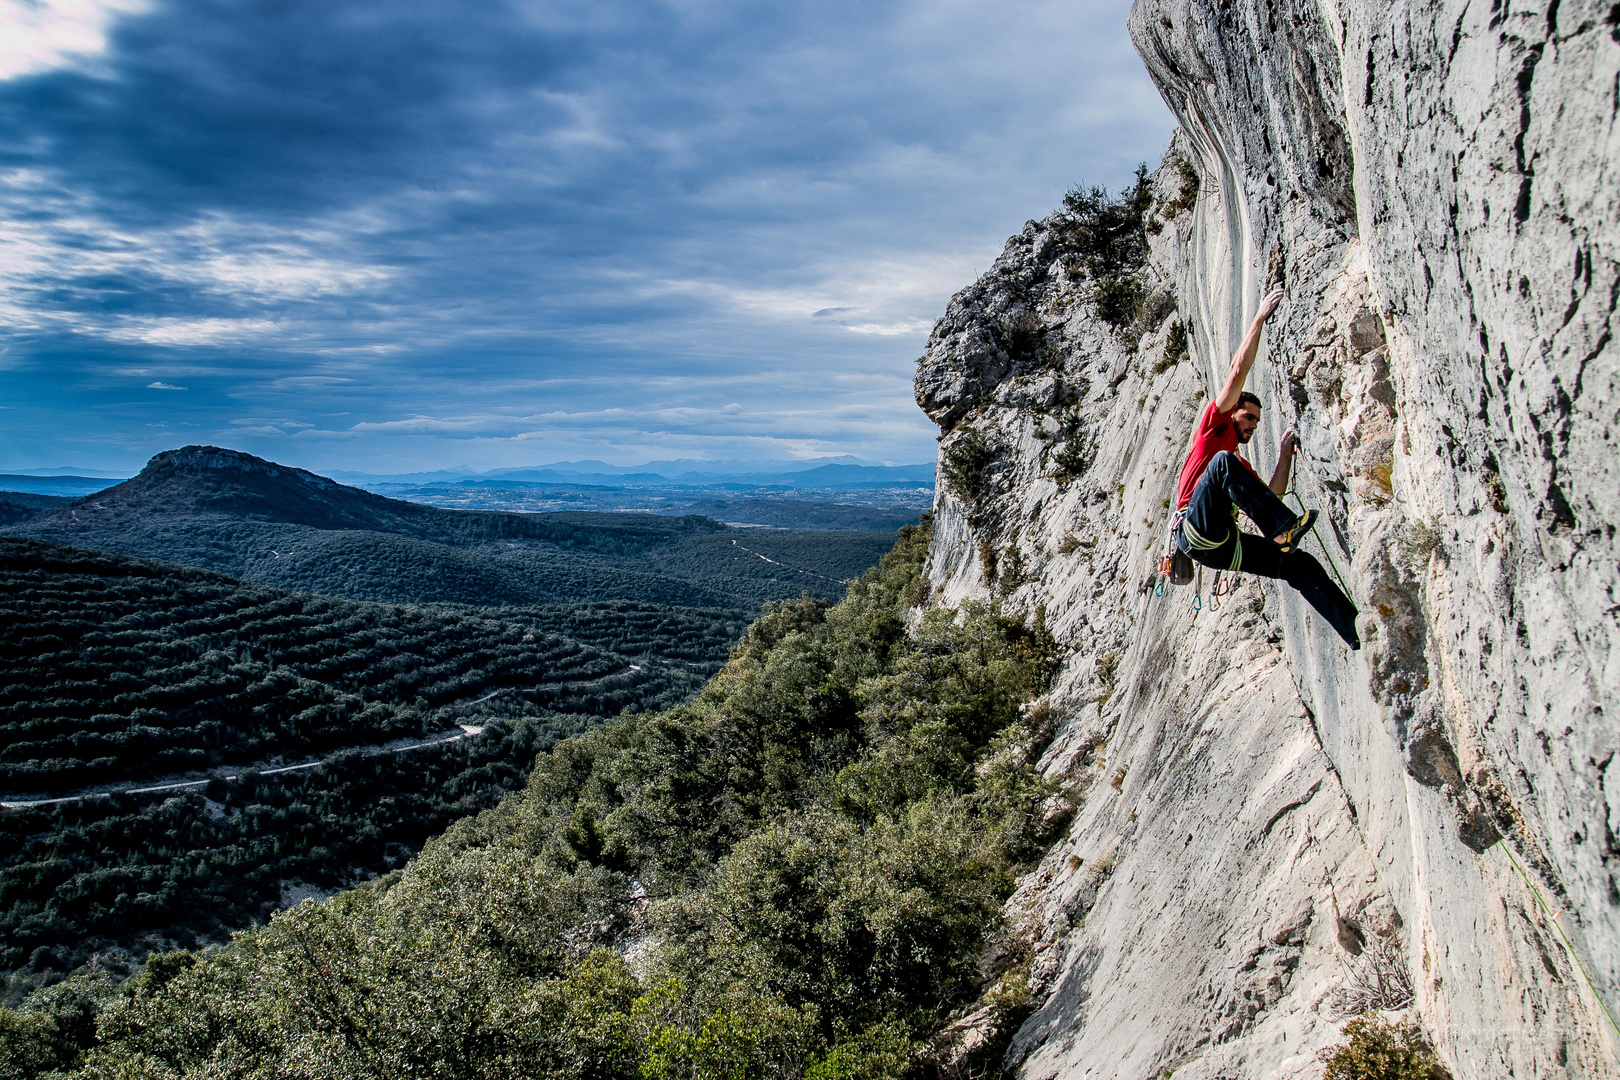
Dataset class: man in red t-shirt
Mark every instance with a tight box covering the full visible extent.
[1173,286,1360,649]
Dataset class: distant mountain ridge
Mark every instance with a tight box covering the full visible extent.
[0,467,128,477]
[23,445,721,553]
[0,454,933,495]
[330,458,935,489]
[0,474,127,497]
[3,445,899,611]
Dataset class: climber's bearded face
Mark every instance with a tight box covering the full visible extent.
[1233,403,1261,444]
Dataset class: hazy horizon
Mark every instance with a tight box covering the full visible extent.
[0,450,940,482]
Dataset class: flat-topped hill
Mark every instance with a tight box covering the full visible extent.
[5,446,899,610]
[23,445,721,552]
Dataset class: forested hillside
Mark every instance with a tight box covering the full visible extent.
[0,493,70,528]
[0,518,1068,1079]
[1,719,567,979]
[0,447,908,1004]
[0,539,746,979]
[4,447,900,609]
[0,539,717,796]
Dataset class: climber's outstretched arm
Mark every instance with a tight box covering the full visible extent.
[1214,286,1285,413]
[1270,429,1298,495]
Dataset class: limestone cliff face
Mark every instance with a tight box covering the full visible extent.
[914,2,1619,1076]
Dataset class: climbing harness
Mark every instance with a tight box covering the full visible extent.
[1151,507,1239,613]
[1179,508,1243,571]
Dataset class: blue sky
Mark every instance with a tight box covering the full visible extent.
[0,0,1172,474]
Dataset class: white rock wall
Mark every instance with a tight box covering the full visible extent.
[913,2,1619,1075]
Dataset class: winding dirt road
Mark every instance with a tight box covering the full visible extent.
[0,726,485,809]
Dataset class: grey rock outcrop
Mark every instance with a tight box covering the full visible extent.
[913,2,1619,1075]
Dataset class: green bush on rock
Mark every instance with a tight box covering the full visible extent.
[1055,165,1155,332]
[1318,1017,1451,1080]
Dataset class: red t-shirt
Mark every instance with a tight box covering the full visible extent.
[1175,401,1258,509]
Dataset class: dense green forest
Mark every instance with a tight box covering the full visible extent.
[0,517,1071,1079]
[0,539,752,982]
[0,539,718,795]
[9,513,899,611]
[0,714,576,976]
[452,599,748,663]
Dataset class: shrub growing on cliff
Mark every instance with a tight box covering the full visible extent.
[941,427,997,505]
[1318,1017,1450,1080]
[1397,520,1445,567]
[1047,407,1091,485]
[1055,164,1154,331]
[1162,155,1199,216]
[1155,319,1189,374]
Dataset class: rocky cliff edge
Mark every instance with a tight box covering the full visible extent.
[913,2,1619,1075]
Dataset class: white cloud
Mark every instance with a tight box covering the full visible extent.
[633,246,986,347]
[146,380,186,390]
[843,319,934,337]
[267,375,355,390]
[0,0,149,81]
[349,413,498,434]
[108,318,281,347]
[0,182,396,346]
[169,216,397,300]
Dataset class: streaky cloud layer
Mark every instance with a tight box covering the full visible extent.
[0,0,1172,473]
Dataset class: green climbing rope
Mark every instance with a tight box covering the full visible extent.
[1271,483,1618,1037]
[1284,489,1356,601]
[1500,842,1620,1039]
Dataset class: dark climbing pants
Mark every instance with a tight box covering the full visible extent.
[1178,451,1360,647]
[1184,450,1295,542]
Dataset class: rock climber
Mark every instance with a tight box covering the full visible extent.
[1173,285,1361,649]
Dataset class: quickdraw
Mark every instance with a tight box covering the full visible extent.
[1152,508,1187,599]
[1151,507,1241,608]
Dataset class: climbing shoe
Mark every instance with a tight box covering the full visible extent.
[1274,509,1318,553]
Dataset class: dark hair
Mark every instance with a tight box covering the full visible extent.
[1236,391,1262,411]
